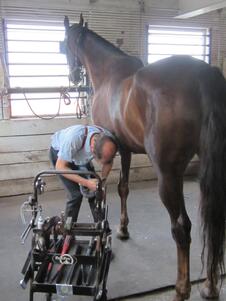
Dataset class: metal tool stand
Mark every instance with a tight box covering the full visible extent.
[20,170,112,301]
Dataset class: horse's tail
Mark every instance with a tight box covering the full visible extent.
[199,65,226,282]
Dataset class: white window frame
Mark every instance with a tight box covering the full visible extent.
[147,25,211,64]
[3,19,88,119]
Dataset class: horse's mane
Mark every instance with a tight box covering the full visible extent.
[87,29,127,56]
[71,24,128,57]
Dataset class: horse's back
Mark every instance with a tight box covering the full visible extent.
[137,55,207,90]
[119,56,207,160]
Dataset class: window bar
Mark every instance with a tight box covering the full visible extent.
[7,86,91,94]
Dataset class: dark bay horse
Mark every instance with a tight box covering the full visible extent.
[63,14,226,301]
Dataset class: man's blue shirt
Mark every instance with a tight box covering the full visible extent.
[51,125,112,165]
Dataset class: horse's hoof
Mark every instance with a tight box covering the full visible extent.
[175,281,191,300]
[172,293,185,301]
[172,290,190,301]
[200,282,219,299]
[116,227,130,240]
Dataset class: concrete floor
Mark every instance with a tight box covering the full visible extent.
[0,178,226,301]
[119,285,226,301]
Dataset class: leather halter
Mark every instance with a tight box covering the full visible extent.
[67,27,86,77]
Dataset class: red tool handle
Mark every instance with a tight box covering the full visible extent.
[49,235,73,283]
[56,235,72,272]
[61,235,71,255]
[45,241,61,281]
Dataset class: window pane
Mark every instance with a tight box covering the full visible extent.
[9,76,69,87]
[148,29,205,36]
[148,34,205,45]
[148,26,210,64]
[8,52,66,64]
[148,44,205,55]
[10,93,88,117]
[148,54,171,63]
[7,29,64,41]
[5,20,88,117]
[8,65,69,76]
[10,98,76,117]
[7,24,63,30]
[8,41,61,52]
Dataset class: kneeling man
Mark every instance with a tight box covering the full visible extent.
[50,124,118,222]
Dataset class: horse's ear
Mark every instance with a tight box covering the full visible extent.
[84,22,88,28]
[79,13,84,26]
[64,16,70,31]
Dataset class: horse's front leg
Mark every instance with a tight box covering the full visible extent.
[117,150,131,239]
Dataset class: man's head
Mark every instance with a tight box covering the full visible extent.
[92,133,118,164]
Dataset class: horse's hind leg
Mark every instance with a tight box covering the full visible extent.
[200,277,219,299]
[158,172,192,301]
[200,232,219,299]
[117,149,131,239]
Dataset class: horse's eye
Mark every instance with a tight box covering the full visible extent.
[59,41,66,54]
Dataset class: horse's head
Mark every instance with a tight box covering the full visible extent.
[61,14,87,84]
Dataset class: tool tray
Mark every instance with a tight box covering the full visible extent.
[20,170,111,301]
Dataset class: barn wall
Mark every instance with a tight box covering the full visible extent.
[0,116,199,196]
[1,0,226,64]
[0,0,220,196]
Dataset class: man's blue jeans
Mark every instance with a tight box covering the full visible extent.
[49,147,96,222]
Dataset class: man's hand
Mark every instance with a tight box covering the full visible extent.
[85,178,98,191]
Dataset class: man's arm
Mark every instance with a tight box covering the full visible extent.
[55,158,97,191]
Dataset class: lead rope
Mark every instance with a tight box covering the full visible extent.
[22,87,87,120]
[23,90,62,120]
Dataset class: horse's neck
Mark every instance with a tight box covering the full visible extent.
[81,35,125,91]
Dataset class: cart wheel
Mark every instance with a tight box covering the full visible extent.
[46,293,52,301]
[94,289,107,301]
